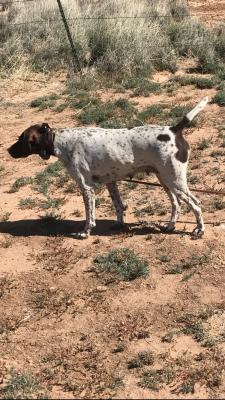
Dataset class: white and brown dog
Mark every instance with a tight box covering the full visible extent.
[8,97,208,238]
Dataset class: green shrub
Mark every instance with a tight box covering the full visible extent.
[197,139,210,150]
[94,248,148,281]
[124,77,161,96]
[30,94,60,110]
[172,75,215,89]
[9,177,33,193]
[212,90,225,106]
[138,104,163,122]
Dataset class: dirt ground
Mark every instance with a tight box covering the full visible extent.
[0,2,225,400]
[188,0,225,23]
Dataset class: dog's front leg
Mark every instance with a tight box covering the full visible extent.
[73,174,96,239]
[79,186,96,238]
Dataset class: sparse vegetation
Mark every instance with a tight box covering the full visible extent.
[211,198,225,211]
[0,370,40,399]
[19,198,36,210]
[212,90,225,106]
[1,0,225,77]
[94,248,148,281]
[9,177,33,193]
[197,138,210,150]
[30,93,60,110]
[138,104,163,122]
[172,75,216,89]
[124,77,161,96]
[166,252,211,276]
[128,351,154,369]
[140,366,176,391]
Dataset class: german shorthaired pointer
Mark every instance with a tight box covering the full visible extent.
[8,96,208,239]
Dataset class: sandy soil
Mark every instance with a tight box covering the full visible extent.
[0,2,225,399]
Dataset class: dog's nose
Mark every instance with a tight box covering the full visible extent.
[7,144,19,158]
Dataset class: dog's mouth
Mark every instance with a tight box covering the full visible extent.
[39,149,51,160]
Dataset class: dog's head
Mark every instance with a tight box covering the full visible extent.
[8,123,55,160]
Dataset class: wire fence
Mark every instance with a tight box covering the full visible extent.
[1,0,224,74]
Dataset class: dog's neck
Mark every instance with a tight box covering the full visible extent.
[52,128,79,163]
[47,128,55,156]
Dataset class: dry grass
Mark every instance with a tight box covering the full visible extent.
[2,0,225,76]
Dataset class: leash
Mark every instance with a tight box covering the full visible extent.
[123,179,225,196]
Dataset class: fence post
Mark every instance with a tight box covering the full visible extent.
[56,0,81,73]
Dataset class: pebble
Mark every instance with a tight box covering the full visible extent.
[96,285,108,292]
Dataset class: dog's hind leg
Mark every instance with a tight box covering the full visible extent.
[107,182,127,225]
[175,189,204,237]
[157,175,181,232]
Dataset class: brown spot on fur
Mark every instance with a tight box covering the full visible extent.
[170,129,190,163]
[157,134,170,142]
[170,116,190,134]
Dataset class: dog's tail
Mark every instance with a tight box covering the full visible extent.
[171,96,208,134]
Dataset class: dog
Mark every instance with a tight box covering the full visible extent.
[8,96,208,239]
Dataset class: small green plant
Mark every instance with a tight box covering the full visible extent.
[210,149,225,157]
[159,255,171,263]
[113,98,136,113]
[124,77,161,96]
[183,320,205,342]
[109,377,124,390]
[9,177,33,193]
[30,93,60,110]
[68,92,100,109]
[33,161,64,194]
[39,197,65,210]
[78,102,115,125]
[138,104,163,122]
[0,370,39,399]
[94,248,148,281]
[178,381,195,394]
[212,90,225,106]
[19,198,36,210]
[95,197,104,208]
[139,367,176,391]
[172,75,215,89]
[54,103,67,113]
[211,198,225,210]
[168,105,191,119]
[166,252,211,275]
[197,139,210,150]
[127,351,154,369]
[78,98,137,126]
[188,175,199,185]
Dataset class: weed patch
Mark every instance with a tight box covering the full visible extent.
[124,77,161,96]
[30,93,60,110]
[94,248,148,281]
[0,370,40,399]
[128,351,154,370]
[9,177,33,193]
[212,90,225,106]
[19,198,36,210]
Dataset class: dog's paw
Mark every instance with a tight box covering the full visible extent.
[191,226,204,239]
[71,231,90,239]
